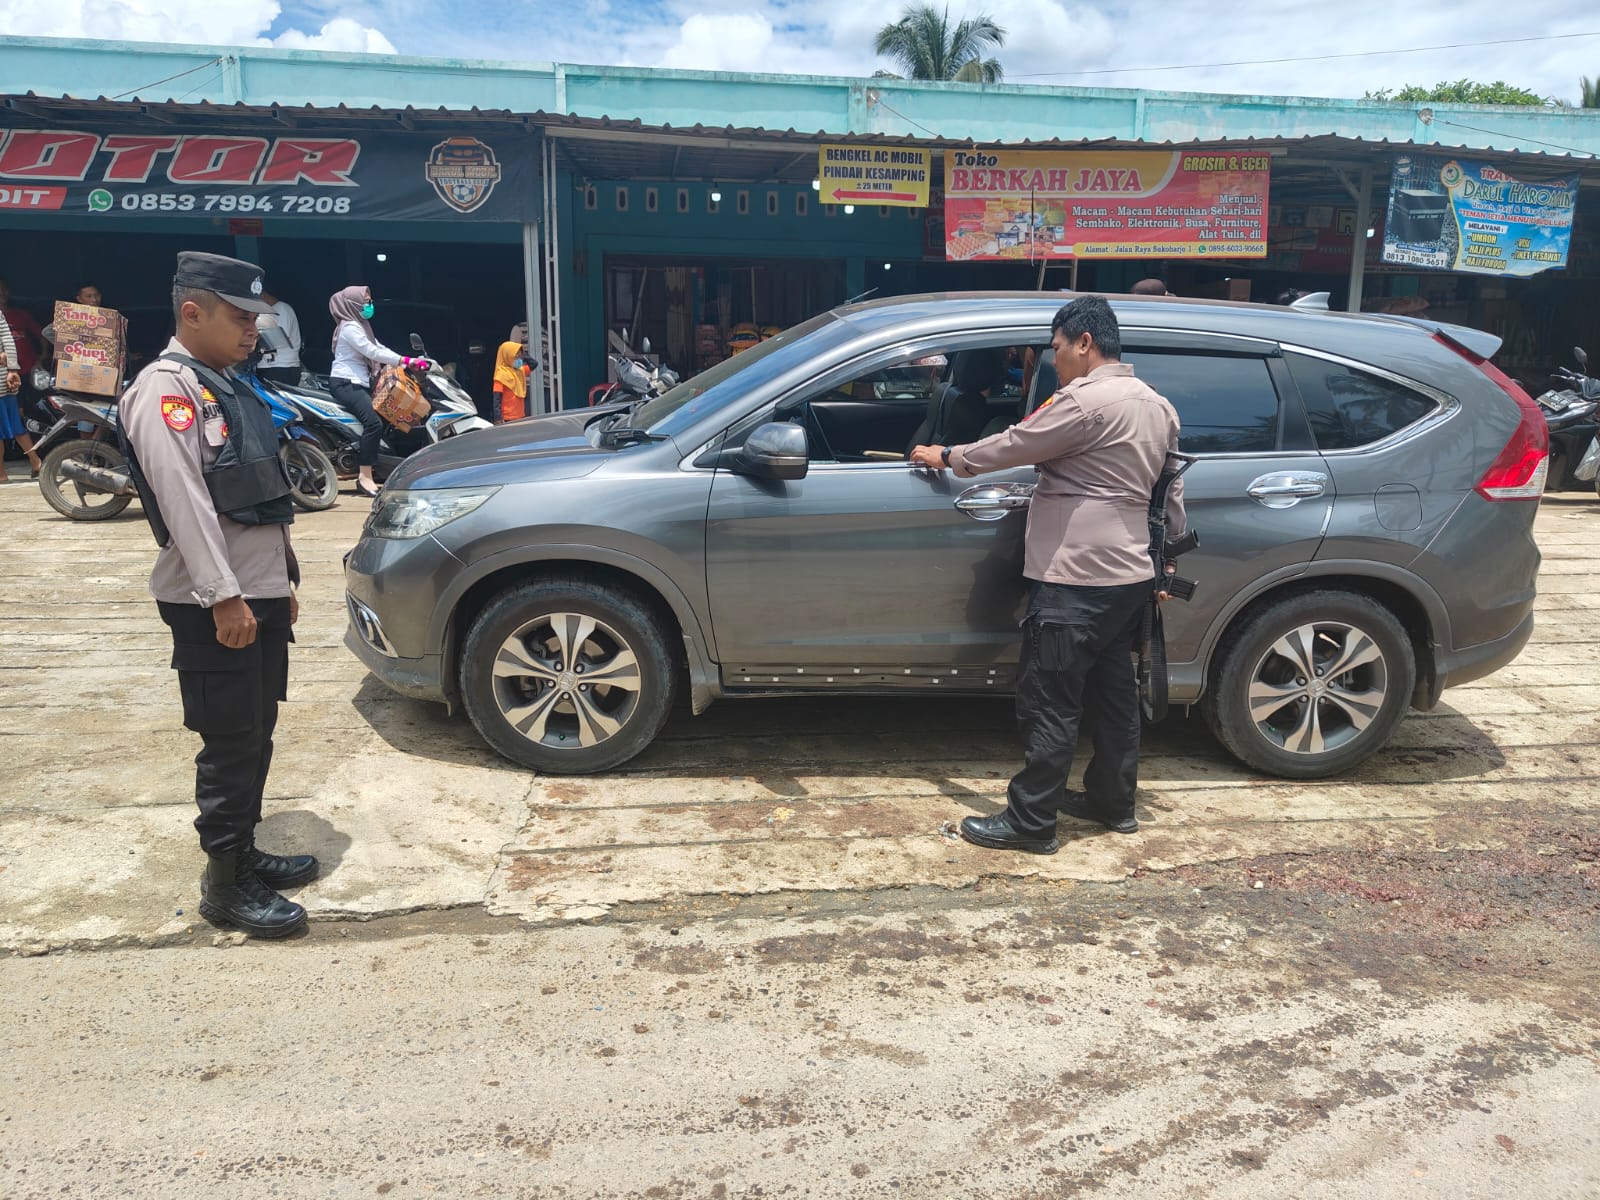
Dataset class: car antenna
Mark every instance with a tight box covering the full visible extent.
[844,287,879,306]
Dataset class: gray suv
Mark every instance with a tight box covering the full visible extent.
[343,293,1545,779]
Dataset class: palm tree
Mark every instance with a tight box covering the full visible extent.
[874,5,1006,84]
[1582,74,1600,107]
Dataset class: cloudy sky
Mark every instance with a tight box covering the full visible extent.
[4,0,1596,104]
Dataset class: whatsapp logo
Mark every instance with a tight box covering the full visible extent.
[87,189,113,213]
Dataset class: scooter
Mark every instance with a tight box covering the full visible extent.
[238,372,341,513]
[1537,346,1598,492]
[590,330,680,406]
[284,331,490,483]
[1566,349,1600,497]
[34,389,135,521]
[29,326,138,521]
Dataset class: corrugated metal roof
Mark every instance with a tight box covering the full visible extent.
[4,94,1593,185]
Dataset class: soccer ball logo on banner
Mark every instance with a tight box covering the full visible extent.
[425,137,504,214]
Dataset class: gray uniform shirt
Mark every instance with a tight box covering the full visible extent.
[949,361,1185,588]
[122,337,297,608]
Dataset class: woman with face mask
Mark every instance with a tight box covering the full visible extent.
[492,340,529,423]
[327,285,428,498]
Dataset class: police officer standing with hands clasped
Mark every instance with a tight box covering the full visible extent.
[122,252,318,937]
[910,296,1185,855]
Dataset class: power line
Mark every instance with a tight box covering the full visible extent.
[871,96,942,139]
[108,57,225,101]
[1012,31,1600,80]
[1430,118,1596,159]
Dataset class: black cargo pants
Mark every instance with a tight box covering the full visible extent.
[157,598,294,856]
[1004,578,1152,839]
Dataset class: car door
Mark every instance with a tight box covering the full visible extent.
[1116,332,1338,692]
[703,335,1038,685]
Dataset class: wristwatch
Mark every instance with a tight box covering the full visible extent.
[941,446,952,466]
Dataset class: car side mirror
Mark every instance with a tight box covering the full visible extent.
[734,421,808,481]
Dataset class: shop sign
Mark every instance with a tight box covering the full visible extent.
[818,143,931,208]
[1381,154,1577,277]
[942,149,1269,261]
[0,126,537,223]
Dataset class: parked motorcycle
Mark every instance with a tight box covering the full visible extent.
[239,372,341,513]
[590,330,679,406]
[29,326,138,521]
[1537,346,1598,492]
[1568,348,1600,497]
[34,389,135,521]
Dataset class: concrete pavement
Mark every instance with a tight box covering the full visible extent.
[2,475,1597,1198]
[1,481,1598,948]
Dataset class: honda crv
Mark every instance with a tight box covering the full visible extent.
[343,293,1545,778]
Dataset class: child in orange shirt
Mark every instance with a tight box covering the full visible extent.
[493,340,529,422]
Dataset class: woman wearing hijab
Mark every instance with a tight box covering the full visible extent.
[327,285,428,498]
[492,340,529,423]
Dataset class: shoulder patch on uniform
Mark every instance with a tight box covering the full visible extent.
[160,396,196,431]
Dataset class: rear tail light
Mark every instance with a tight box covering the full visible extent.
[1434,333,1548,502]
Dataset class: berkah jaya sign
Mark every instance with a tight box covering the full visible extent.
[0,126,536,222]
[942,149,1270,261]
[1381,154,1577,277]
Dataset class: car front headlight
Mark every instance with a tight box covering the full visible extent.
[366,486,500,539]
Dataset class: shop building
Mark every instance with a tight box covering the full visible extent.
[3,35,1597,408]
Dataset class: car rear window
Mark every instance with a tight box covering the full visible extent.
[1285,352,1438,450]
[1124,350,1280,454]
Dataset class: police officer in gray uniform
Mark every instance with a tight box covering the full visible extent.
[122,252,317,938]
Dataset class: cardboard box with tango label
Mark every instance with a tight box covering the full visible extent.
[52,301,126,397]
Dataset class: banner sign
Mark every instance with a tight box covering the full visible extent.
[818,143,931,208]
[1381,154,1577,277]
[0,126,538,223]
[942,149,1270,261]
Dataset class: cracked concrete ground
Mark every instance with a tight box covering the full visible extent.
[1,479,1596,1197]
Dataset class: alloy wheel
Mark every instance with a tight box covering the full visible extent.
[489,612,643,750]
[1246,621,1389,756]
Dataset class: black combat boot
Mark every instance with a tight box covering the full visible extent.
[199,850,308,938]
[242,840,319,889]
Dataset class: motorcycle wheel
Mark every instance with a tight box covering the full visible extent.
[280,440,339,512]
[39,439,135,521]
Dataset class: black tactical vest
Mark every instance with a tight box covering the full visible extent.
[121,353,294,547]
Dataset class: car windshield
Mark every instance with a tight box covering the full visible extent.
[631,312,845,437]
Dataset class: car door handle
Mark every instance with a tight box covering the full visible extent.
[955,483,1034,521]
[1247,472,1328,508]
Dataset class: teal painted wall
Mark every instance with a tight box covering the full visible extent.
[5,36,1599,158]
[556,178,925,401]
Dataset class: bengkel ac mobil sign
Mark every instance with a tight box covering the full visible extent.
[0,127,533,223]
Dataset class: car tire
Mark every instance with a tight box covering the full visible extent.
[1203,589,1415,779]
[460,577,677,774]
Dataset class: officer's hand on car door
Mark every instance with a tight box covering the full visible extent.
[212,596,258,649]
[908,443,948,471]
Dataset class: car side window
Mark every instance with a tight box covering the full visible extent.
[1285,353,1438,450]
[1123,350,1280,454]
[775,341,1040,464]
